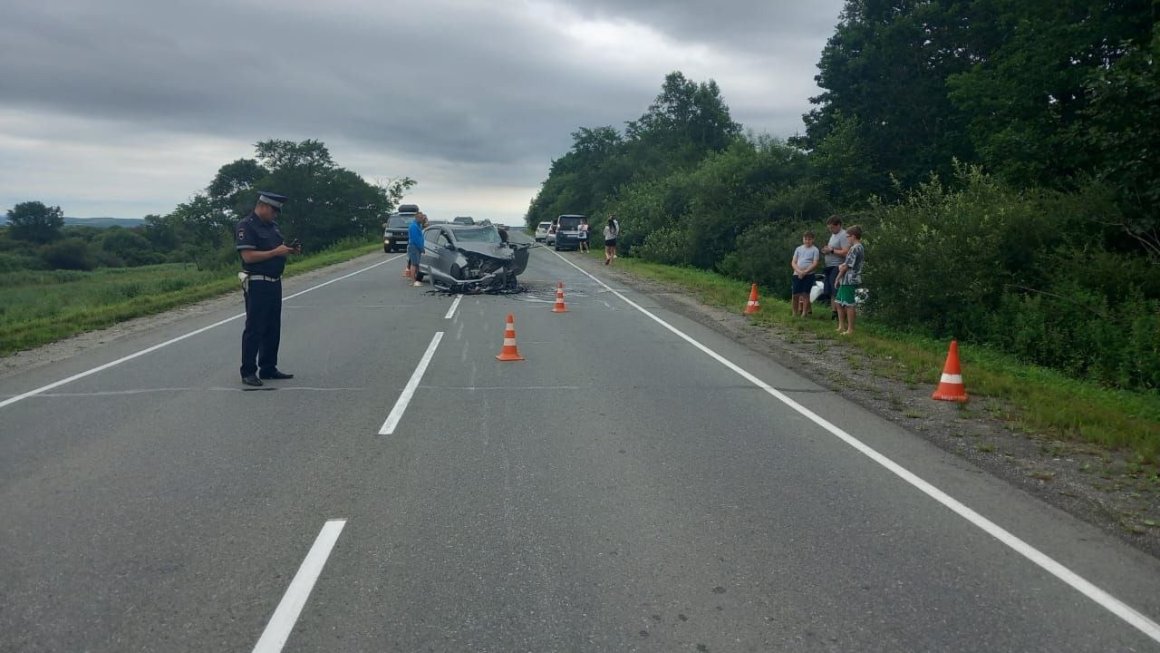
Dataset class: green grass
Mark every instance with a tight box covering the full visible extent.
[609,256,1160,468]
[0,241,383,355]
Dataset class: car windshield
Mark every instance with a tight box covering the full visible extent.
[387,215,413,228]
[538,222,551,229]
[453,226,502,244]
[557,216,583,230]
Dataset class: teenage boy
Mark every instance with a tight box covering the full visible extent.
[835,225,865,335]
[791,231,821,316]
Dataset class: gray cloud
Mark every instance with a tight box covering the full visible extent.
[0,0,843,220]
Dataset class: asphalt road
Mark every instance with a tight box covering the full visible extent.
[1,246,1159,652]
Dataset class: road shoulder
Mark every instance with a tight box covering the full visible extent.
[577,253,1160,561]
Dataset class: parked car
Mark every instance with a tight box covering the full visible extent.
[383,204,420,253]
[414,223,532,291]
[553,214,586,251]
[546,223,557,246]
[534,221,552,242]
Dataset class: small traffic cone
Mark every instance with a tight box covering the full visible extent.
[932,340,968,402]
[743,284,760,315]
[496,313,525,361]
[552,284,569,313]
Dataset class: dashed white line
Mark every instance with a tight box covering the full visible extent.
[251,519,347,653]
[444,295,463,319]
[379,332,443,435]
[0,256,403,411]
[550,249,1160,645]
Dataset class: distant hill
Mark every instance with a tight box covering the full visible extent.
[63,217,146,228]
[0,216,145,228]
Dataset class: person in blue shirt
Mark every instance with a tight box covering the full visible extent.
[407,212,428,287]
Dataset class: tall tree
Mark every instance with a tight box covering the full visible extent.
[6,201,64,243]
[946,0,1156,190]
[625,72,741,176]
[797,0,979,202]
[1078,23,1160,257]
[208,158,269,216]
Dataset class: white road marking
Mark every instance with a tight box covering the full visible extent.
[0,256,402,411]
[251,519,346,653]
[379,332,443,435]
[444,295,463,319]
[3,386,363,398]
[550,249,1160,644]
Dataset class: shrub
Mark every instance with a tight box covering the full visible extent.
[41,239,94,271]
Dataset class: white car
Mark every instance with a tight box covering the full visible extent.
[534,221,552,242]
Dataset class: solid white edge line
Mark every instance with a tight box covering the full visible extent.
[251,519,347,653]
[548,249,1160,644]
[444,295,463,320]
[0,256,403,410]
[379,332,443,435]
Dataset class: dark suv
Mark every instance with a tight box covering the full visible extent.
[553,214,586,251]
[383,204,420,252]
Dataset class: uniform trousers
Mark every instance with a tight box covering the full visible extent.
[241,279,282,377]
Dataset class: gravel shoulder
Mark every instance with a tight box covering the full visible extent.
[3,253,1157,560]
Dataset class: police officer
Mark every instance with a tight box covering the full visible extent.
[236,191,300,386]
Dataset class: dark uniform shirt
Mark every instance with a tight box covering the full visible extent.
[235,212,287,277]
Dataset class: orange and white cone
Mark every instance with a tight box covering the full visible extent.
[743,283,760,315]
[496,313,525,361]
[932,340,968,402]
[552,283,568,313]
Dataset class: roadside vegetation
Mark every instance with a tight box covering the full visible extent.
[0,239,382,355]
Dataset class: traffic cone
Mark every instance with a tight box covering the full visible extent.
[552,284,569,313]
[496,313,525,361]
[932,340,968,402]
[743,284,760,315]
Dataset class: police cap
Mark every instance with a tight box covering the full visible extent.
[257,191,288,209]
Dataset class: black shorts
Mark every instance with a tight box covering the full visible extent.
[605,239,617,247]
[791,275,814,295]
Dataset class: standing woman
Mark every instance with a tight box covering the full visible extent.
[834,225,865,335]
[603,215,619,265]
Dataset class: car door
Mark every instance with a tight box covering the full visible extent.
[426,228,460,280]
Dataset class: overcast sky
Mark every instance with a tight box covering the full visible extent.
[0,0,845,222]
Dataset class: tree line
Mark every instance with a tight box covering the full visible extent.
[526,2,1158,392]
[0,139,414,273]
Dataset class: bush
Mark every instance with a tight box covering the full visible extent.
[718,220,817,298]
[0,251,47,272]
[868,166,1156,390]
[41,239,94,271]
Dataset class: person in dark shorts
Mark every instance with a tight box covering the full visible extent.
[603,215,618,265]
[791,230,821,316]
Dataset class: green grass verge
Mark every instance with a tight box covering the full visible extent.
[0,241,385,356]
[609,256,1160,467]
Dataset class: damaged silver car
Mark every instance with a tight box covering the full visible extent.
[415,222,531,291]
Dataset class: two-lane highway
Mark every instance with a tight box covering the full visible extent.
[1,246,1159,651]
